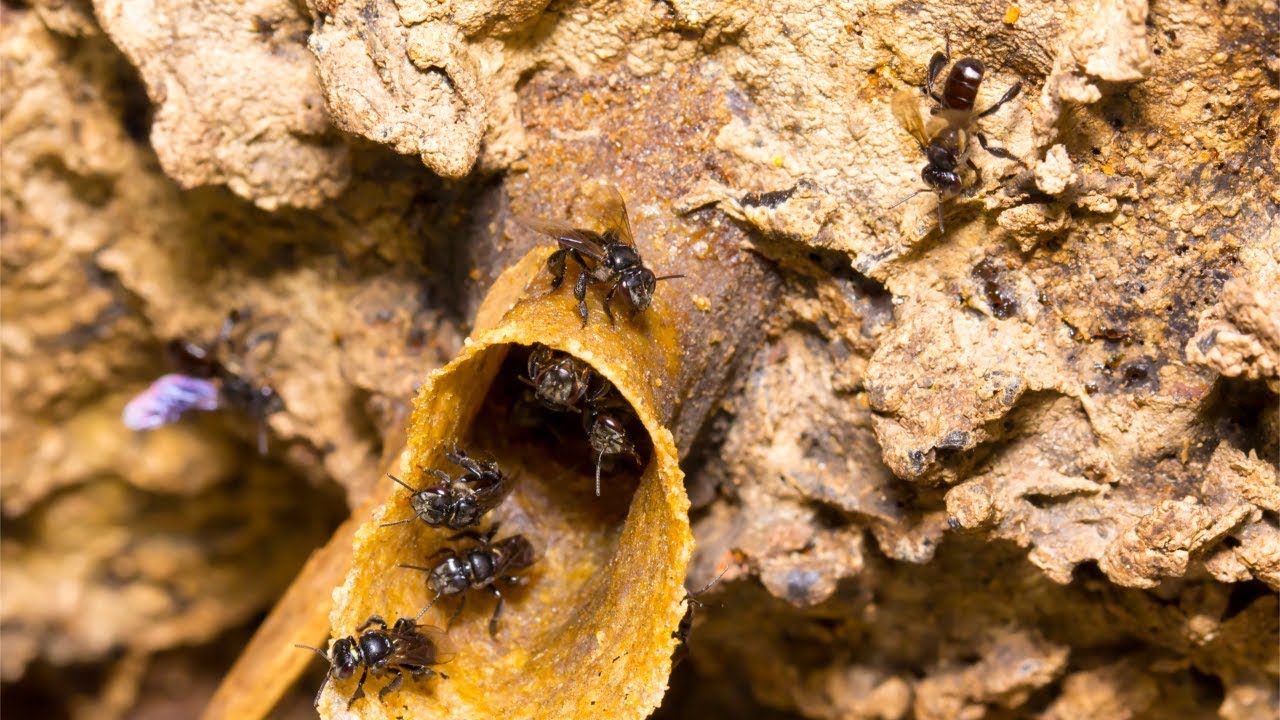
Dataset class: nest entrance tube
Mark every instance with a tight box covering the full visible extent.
[321,249,693,719]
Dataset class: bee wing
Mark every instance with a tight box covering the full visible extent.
[397,625,455,665]
[580,181,635,247]
[514,215,608,263]
[891,89,930,150]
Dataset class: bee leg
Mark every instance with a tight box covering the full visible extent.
[357,614,389,632]
[447,595,467,628]
[487,585,506,638]
[445,529,487,543]
[378,668,404,700]
[348,667,370,708]
[977,81,1023,118]
[574,269,593,326]
[964,157,982,196]
[976,132,1021,162]
[602,283,619,326]
[926,50,948,102]
[547,249,568,290]
[256,421,270,456]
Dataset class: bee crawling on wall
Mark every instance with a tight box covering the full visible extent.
[123,308,284,453]
[401,525,536,638]
[296,614,451,708]
[891,39,1023,232]
[518,182,684,326]
[382,447,511,530]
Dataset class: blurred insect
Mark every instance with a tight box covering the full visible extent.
[891,40,1022,231]
[522,343,594,413]
[296,614,450,708]
[518,183,684,326]
[401,526,536,638]
[122,374,220,430]
[125,308,284,453]
[671,566,730,667]
[382,447,511,530]
[582,383,642,496]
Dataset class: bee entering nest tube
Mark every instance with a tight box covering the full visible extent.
[321,246,693,719]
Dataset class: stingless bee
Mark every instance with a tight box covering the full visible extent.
[401,526,536,638]
[296,614,450,708]
[518,182,684,326]
[123,308,284,453]
[381,447,511,530]
[581,383,642,496]
[522,343,594,413]
[891,41,1022,231]
[519,344,642,495]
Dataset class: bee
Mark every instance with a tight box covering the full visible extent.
[671,566,729,667]
[522,343,594,413]
[891,41,1022,231]
[518,182,684,326]
[381,447,511,530]
[124,308,284,453]
[401,526,536,638]
[296,614,450,708]
[581,383,642,496]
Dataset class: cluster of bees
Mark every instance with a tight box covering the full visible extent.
[296,184,668,708]
[120,41,1022,710]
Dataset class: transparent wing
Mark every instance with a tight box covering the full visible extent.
[514,215,608,263]
[579,180,635,247]
[891,89,930,149]
[396,624,455,666]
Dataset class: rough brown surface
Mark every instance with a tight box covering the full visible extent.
[2,0,1277,718]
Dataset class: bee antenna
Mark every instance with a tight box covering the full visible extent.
[294,643,330,661]
[379,518,416,528]
[595,449,605,497]
[387,473,417,493]
[888,188,930,209]
[654,274,686,282]
[935,200,947,233]
[397,563,433,572]
[689,564,731,598]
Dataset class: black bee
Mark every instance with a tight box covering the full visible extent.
[381,447,511,530]
[522,343,594,413]
[581,383,642,496]
[891,40,1022,231]
[296,614,450,708]
[167,308,284,453]
[518,182,683,326]
[401,527,536,638]
[671,567,730,667]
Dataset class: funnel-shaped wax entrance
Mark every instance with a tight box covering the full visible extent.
[322,248,693,720]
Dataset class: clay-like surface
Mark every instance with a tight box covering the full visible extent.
[2,0,1277,717]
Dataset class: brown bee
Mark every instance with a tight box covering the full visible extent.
[296,614,450,708]
[891,41,1022,231]
[518,182,683,325]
